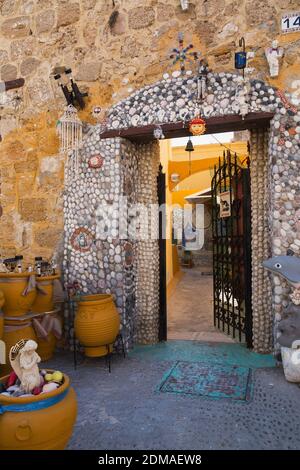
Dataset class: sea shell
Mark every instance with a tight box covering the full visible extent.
[42,382,59,394]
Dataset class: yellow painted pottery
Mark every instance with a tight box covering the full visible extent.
[0,290,4,339]
[0,290,4,309]
[0,371,77,450]
[37,332,57,362]
[0,313,3,340]
[75,294,120,357]
[31,274,60,313]
[0,273,37,317]
[1,323,37,375]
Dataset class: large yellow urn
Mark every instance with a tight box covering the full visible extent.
[0,371,77,450]
[74,294,120,357]
[31,274,60,313]
[0,273,37,317]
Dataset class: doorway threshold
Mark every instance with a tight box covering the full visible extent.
[167,330,235,343]
[129,340,276,369]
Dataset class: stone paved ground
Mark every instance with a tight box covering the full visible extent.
[46,342,300,450]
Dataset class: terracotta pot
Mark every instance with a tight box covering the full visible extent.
[75,294,120,357]
[0,273,37,317]
[0,313,3,340]
[1,322,37,375]
[0,371,77,450]
[31,274,60,313]
[37,332,57,362]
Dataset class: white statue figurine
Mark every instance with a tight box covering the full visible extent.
[265,40,284,78]
[10,339,42,394]
[233,76,250,119]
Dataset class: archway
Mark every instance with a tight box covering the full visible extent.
[64,71,300,354]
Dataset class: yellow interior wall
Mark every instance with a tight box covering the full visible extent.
[160,140,248,292]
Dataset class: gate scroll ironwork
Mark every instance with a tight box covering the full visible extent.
[211,151,253,347]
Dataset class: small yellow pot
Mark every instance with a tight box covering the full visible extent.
[75,294,120,357]
[0,273,37,317]
[0,371,77,450]
[31,274,60,313]
[1,322,37,375]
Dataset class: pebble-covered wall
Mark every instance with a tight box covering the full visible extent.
[63,127,161,347]
[65,70,299,352]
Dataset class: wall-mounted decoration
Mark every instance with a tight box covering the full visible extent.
[235,37,247,78]
[189,116,206,136]
[153,125,165,140]
[169,32,199,73]
[57,104,83,178]
[92,106,109,133]
[54,68,88,109]
[196,58,210,102]
[88,154,104,169]
[233,76,250,119]
[219,191,231,218]
[170,173,180,183]
[70,227,93,252]
[281,12,300,34]
[265,40,284,78]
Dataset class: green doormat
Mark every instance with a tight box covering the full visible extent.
[158,361,252,401]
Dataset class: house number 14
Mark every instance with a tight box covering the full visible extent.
[282,13,300,33]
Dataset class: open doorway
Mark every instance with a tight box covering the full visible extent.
[161,131,250,343]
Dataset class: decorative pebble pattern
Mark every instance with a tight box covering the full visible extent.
[64,71,300,353]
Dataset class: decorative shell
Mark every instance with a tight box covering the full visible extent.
[88,155,104,169]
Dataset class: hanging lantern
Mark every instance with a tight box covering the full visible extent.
[189,116,206,136]
[57,104,83,179]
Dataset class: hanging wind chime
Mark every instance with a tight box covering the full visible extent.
[56,104,83,181]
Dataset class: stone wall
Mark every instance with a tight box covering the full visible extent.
[1,0,300,261]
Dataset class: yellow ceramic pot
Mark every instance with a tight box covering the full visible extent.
[31,274,60,313]
[0,273,37,317]
[0,289,4,309]
[1,322,37,375]
[75,294,120,357]
[0,371,77,450]
[0,313,3,340]
[37,332,57,362]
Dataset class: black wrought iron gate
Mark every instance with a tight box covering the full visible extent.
[158,164,167,341]
[211,151,252,347]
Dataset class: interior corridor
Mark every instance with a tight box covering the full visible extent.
[168,268,234,343]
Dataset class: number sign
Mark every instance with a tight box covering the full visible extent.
[282,12,300,33]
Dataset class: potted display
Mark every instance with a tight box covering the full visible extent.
[74,294,120,357]
[0,340,77,450]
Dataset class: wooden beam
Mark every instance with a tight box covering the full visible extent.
[100,112,274,143]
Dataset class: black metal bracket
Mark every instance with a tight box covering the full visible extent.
[54,68,88,109]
